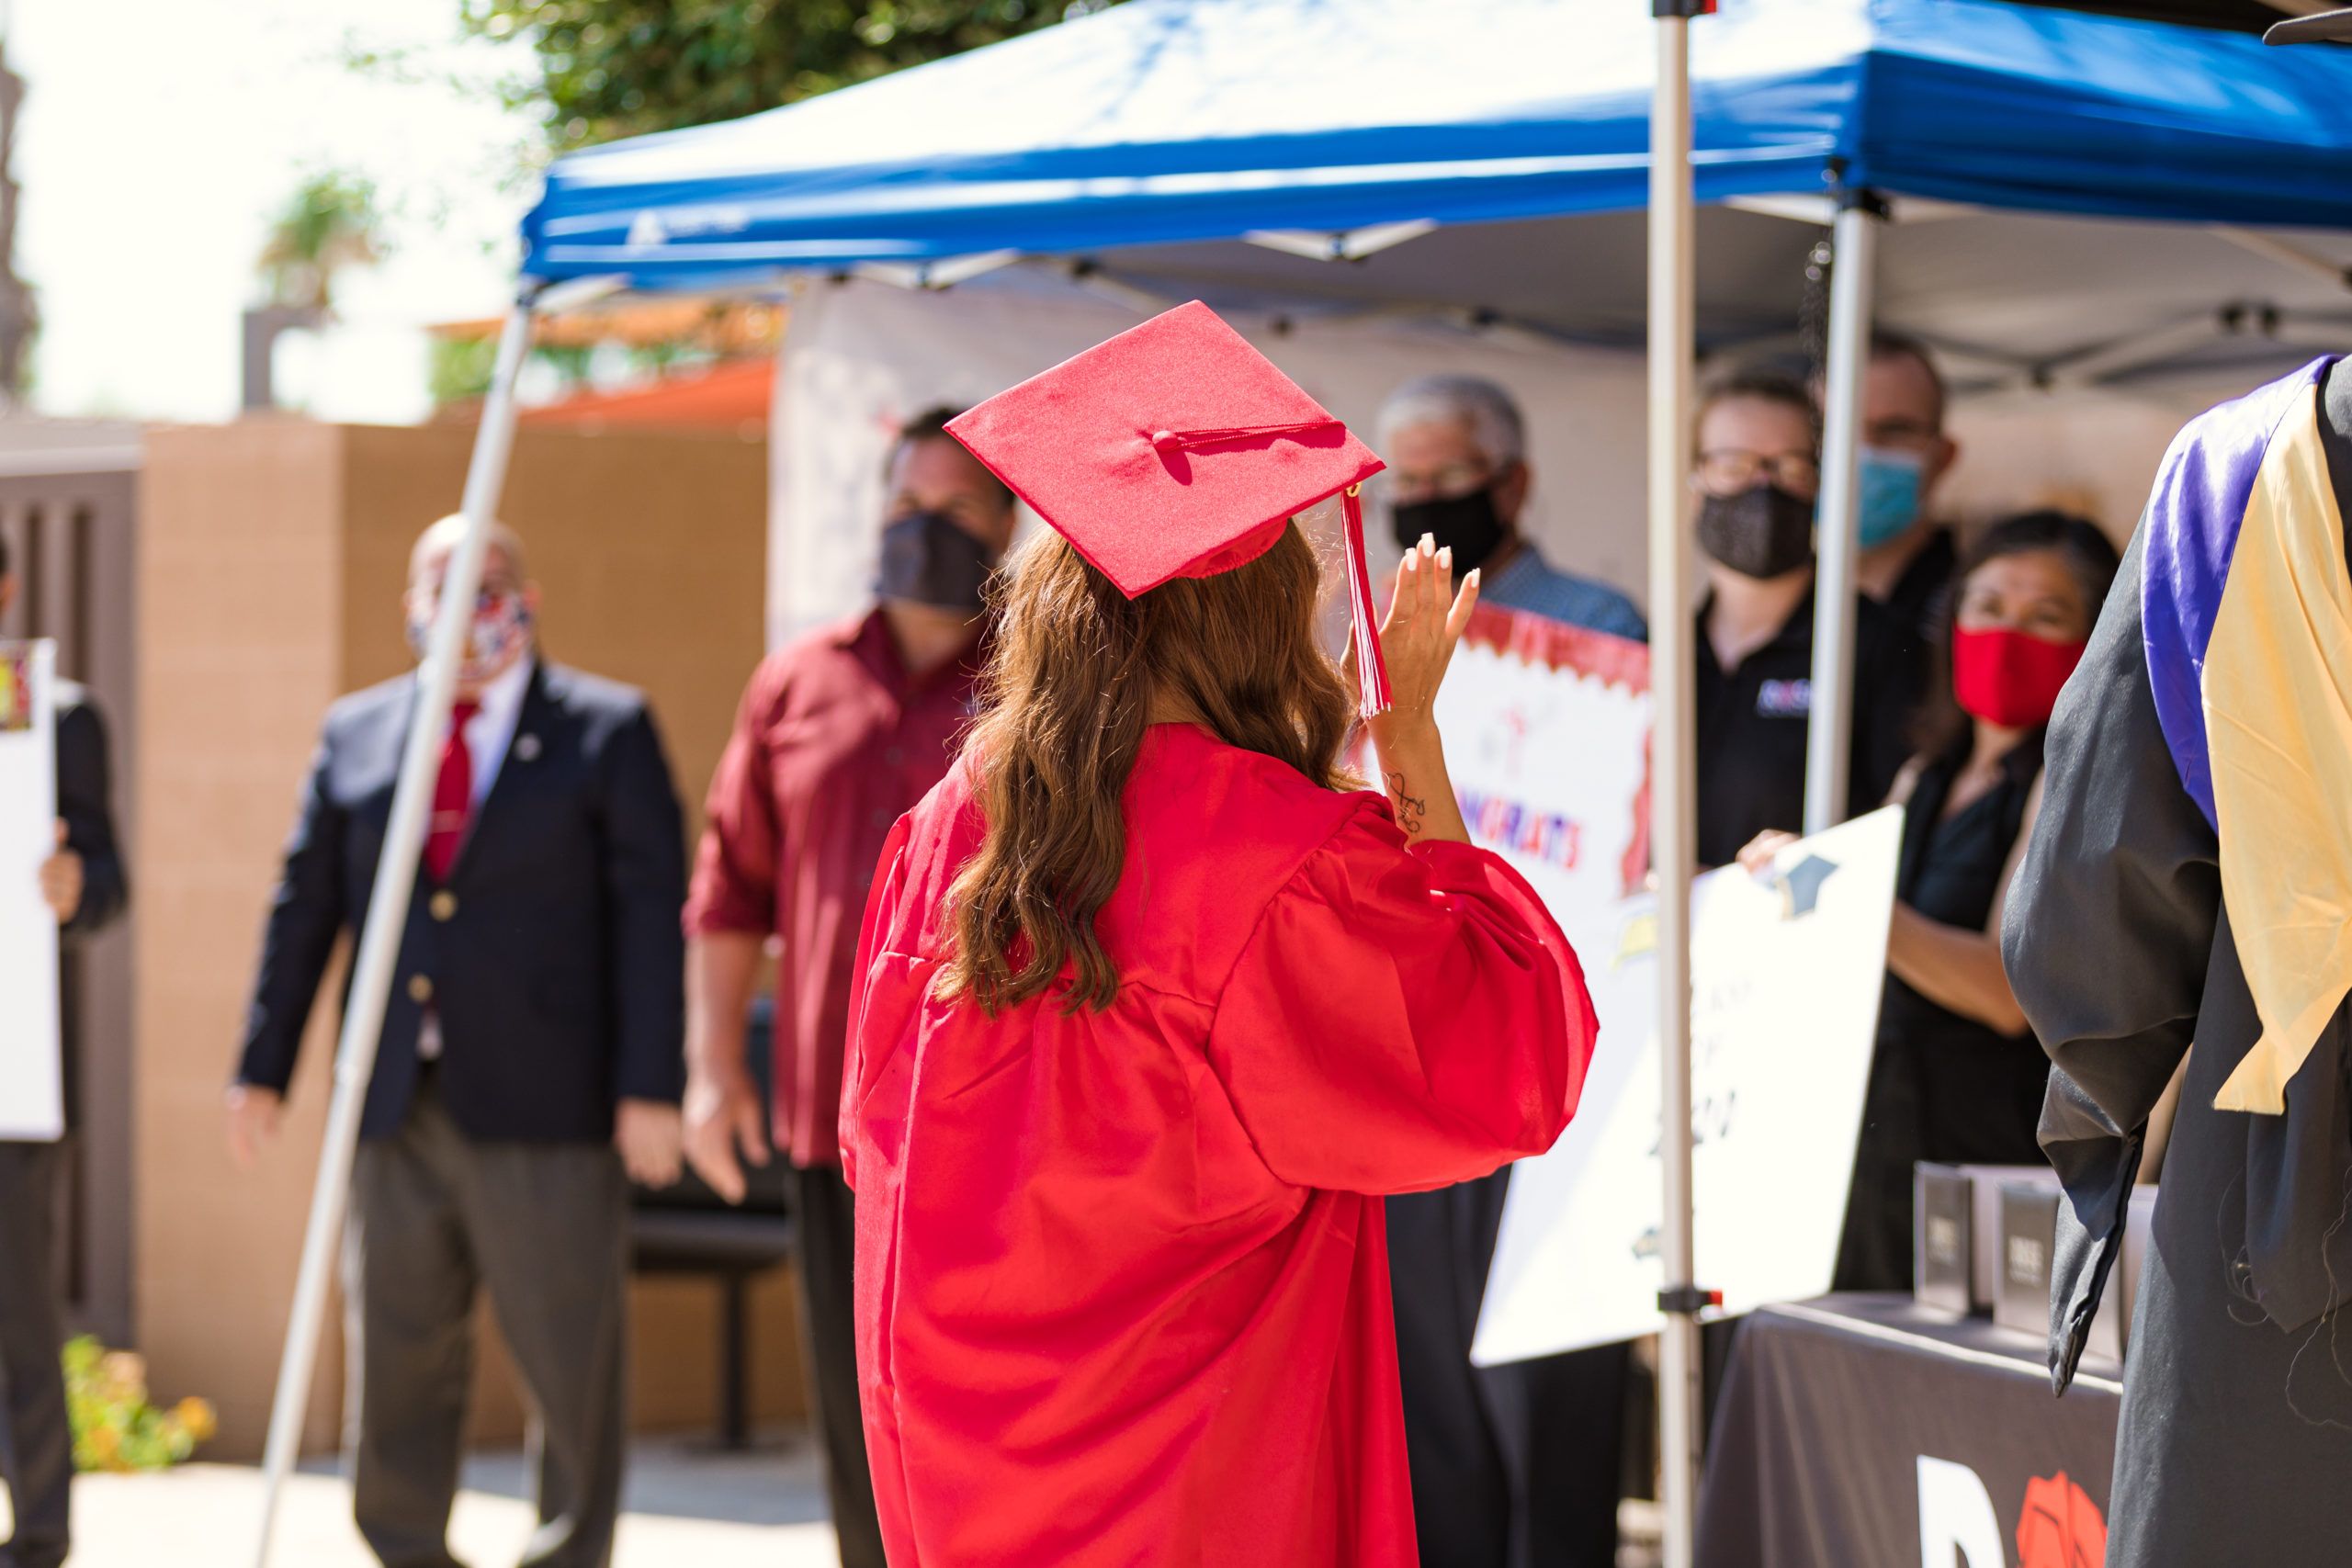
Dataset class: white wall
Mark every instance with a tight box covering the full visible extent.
[768,276,1651,647]
[770,274,2255,648]
[1942,380,2235,546]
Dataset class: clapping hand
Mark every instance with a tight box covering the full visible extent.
[1359,534,1481,740]
[1350,535,1481,847]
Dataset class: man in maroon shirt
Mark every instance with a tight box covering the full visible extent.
[683,407,1014,1568]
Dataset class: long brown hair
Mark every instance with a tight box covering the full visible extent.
[937,518,1358,1015]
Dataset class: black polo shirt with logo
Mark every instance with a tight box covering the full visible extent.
[1693,589,1921,867]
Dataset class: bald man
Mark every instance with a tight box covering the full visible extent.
[226,517,687,1568]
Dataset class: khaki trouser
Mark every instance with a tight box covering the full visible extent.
[343,1076,628,1568]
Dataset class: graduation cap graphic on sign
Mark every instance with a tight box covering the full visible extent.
[1774,854,1840,920]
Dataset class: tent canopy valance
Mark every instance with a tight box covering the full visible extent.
[519,0,2352,294]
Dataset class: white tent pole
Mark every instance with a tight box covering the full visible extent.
[1803,197,1882,836]
[1647,6,1702,1566]
[250,297,538,1568]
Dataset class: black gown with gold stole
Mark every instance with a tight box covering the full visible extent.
[2004,356,2352,1567]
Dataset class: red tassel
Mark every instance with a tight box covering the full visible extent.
[1341,486,1392,719]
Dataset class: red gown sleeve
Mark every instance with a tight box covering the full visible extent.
[1203,800,1598,1195]
[841,813,914,1194]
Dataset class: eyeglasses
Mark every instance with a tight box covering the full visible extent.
[1863,417,1942,449]
[413,583,520,612]
[1384,461,1497,506]
[1692,448,1820,498]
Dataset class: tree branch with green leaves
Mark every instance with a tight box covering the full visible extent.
[461,0,1125,152]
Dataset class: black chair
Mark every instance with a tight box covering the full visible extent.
[629,995,796,1450]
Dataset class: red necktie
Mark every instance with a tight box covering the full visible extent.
[424,700,481,884]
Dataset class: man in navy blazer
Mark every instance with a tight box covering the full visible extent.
[226,515,686,1568]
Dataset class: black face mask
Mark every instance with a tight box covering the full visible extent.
[876,510,993,613]
[1696,483,1815,581]
[1391,483,1510,575]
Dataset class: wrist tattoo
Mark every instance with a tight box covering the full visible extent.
[1385,770,1428,838]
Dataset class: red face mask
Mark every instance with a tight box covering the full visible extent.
[1951,625,2087,728]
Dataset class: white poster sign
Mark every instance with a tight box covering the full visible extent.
[1418,604,1651,931]
[1362,602,1650,941]
[1472,807,1904,1364]
[0,639,62,1142]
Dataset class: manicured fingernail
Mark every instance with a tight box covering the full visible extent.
[1467,568,1481,588]
[1419,533,1435,554]
[1438,547,1453,572]
[1404,549,1418,570]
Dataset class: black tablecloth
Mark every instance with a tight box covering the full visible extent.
[1695,1293,2120,1568]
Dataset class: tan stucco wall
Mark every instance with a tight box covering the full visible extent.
[134,417,798,1460]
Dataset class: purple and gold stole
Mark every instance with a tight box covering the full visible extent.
[2143,355,2352,1113]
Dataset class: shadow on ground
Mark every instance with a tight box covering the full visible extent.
[291,1424,832,1529]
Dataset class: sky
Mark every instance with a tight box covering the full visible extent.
[11,0,545,423]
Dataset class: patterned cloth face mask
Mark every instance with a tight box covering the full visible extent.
[406,589,535,686]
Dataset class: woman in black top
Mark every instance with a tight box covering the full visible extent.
[1740,512,2121,1290]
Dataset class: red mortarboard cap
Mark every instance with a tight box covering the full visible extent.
[946,301,1394,716]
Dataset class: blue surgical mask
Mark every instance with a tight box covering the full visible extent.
[1856,446,1925,548]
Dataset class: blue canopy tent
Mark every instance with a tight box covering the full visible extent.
[252,4,2352,1564]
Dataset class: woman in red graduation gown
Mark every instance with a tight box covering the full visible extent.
[841,302,1598,1568]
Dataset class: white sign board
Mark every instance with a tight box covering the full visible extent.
[1366,603,1651,938]
[1426,605,1651,929]
[0,639,62,1142]
[1472,807,1904,1363]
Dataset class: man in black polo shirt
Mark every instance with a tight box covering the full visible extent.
[1690,368,1915,866]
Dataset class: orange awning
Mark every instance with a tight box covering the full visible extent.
[513,359,771,432]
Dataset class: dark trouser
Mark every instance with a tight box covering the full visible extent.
[0,1143,69,1568]
[1389,1168,1632,1568]
[789,1163,886,1568]
[344,1078,628,1568]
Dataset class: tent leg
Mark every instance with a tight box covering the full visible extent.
[1647,10,1702,1568]
[1804,197,1882,836]
[249,298,538,1568]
